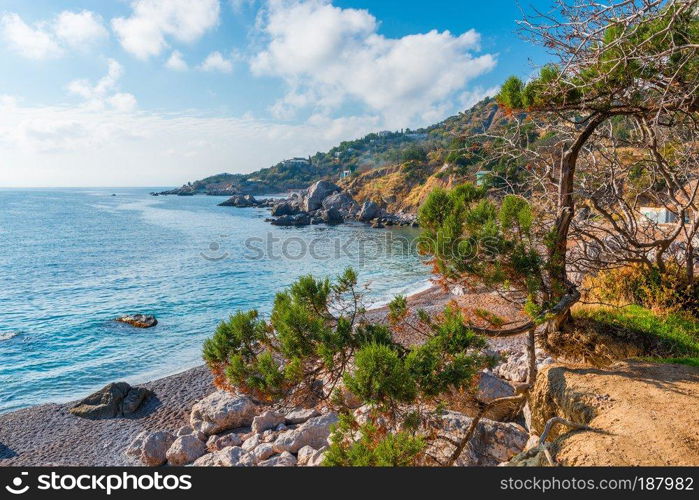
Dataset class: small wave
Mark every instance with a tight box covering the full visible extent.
[367,279,434,310]
[0,331,18,342]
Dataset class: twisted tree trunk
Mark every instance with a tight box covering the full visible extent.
[546,113,607,333]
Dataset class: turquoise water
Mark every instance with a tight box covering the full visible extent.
[0,188,430,414]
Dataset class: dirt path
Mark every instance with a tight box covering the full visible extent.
[537,361,699,466]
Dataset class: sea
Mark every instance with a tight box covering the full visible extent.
[0,188,431,414]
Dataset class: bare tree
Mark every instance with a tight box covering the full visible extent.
[496,0,698,321]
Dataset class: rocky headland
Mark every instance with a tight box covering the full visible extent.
[216,180,419,229]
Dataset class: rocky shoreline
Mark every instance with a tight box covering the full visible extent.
[197,180,418,229]
[0,285,545,467]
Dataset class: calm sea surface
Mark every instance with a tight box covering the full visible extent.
[0,188,430,413]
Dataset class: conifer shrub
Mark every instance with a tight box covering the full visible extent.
[202,268,491,465]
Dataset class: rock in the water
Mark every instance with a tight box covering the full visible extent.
[207,432,243,451]
[430,411,528,466]
[322,192,358,213]
[273,412,338,454]
[271,201,301,216]
[358,201,379,221]
[218,194,258,207]
[321,207,344,225]
[128,431,176,466]
[258,451,297,467]
[166,434,207,466]
[252,411,285,434]
[190,392,257,436]
[193,446,245,467]
[116,314,158,328]
[70,382,152,419]
[304,181,341,211]
[285,408,320,425]
[270,213,311,227]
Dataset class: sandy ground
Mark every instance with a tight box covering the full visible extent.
[0,285,528,467]
[550,361,699,466]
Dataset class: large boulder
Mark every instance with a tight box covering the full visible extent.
[321,208,343,225]
[166,434,207,466]
[304,181,341,211]
[126,431,176,466]
[322,192,358,213]
[273,412,338,454]
[357,201,379,221]
[122,387,152,415]
[116,314,158,328]
[430,411,528,466]
[252,411,285,434]
[190,392,257,436]
[218,194,258,207]
[270,213,311,227]
[271,201,301,216]
[70,382,152,419]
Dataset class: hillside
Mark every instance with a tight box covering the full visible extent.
[157,98,525,208]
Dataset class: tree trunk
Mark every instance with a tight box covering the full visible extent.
[687,242,695,286]
[548,113,607,331]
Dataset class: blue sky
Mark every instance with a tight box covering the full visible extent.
[0,0,551,187]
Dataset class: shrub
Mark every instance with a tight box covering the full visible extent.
[584,264,698,316]
[324,413,425,467]
[202,268,490,464]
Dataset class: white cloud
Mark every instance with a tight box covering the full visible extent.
[67,59,137,112]
[0,10,107,59]
[108,93,138,113]
[0,99,382,187]
[0,13,63,59]
[165,50,188,70]
[199,51,233,73]
[53,10,108,48]
[251,0,496,128]
[112,0,221,60]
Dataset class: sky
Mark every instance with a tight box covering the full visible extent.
[0,0,551,187]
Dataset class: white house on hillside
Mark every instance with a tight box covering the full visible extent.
[282,157,311,167]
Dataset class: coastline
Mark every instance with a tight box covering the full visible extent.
[0,282,445,466]
[0,281,529,466]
